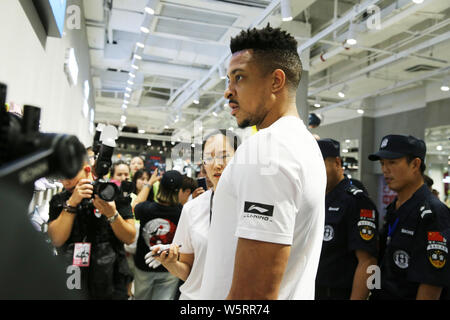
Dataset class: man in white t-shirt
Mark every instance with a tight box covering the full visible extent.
[199,24,326,300]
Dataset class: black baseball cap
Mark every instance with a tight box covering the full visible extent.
[368,134,426,161]
[160,170,183,192]
[317,138,340,159]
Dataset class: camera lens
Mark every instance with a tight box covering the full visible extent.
[97,182,119,202]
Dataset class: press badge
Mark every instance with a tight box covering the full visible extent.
[73,243,91,267]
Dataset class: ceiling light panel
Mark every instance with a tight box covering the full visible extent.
[155,19,227,42]
[160,3,237,26]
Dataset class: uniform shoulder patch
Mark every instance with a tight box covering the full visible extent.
[419,200,434,220]
[346,185,364,198]
[427,231,448,269]
[358,209,376,241]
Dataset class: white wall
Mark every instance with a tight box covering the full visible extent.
[0,0,94,146]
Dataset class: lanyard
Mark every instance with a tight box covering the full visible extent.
[209,191,214,224]
[387,217,399,245]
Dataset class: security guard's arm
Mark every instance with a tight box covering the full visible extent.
[416,283,442,300]
[226,238,290,300]
[350,250,377,300]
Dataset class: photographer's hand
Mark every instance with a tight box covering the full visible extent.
[68,179,93,206]
[92,195,116,218]
[93,196,136,244]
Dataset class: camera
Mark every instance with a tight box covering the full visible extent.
[86,124,134,203]
[0,82,86,299]
[0,83,85,180]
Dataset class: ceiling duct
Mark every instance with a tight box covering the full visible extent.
[404,64,440,72]
[216,0,271,8]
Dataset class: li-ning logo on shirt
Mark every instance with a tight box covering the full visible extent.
[248,205,269,214]
[244,202,274,220]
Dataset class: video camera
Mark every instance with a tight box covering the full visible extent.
[0,82,85,186]
[0,83,86,299]
[86,124,134,204]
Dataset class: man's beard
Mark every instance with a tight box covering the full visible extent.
[238,118,251,129]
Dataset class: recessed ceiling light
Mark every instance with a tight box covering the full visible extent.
[136,42,145,48]
[145,7,155,15]
[140,26,150,34]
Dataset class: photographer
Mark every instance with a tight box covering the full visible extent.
[47,150,136,300]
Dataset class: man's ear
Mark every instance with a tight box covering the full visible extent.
[410,157,422,173]
[271,69,286,93]
[335,157,343,168]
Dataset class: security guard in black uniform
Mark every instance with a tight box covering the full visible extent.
[368,134,450,300]
[315,139,379,300]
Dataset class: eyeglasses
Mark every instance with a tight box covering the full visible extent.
[203,153,232,165]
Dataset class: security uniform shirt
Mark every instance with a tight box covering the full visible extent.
[371,184,450,299]
[316,178,379,295]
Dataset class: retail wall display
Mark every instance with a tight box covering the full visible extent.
[425,125,450,203]
[341,138,360,180]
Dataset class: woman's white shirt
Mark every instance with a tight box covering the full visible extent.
[173,189,212,300]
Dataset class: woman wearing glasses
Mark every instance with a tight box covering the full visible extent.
[145,129,241,300]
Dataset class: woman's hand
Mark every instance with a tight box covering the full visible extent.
[191,187,205,199]
[145,244,179,269]
[149,168,162,186]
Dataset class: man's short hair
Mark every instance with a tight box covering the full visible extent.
[230,23,302,91]
[406,154,426,175]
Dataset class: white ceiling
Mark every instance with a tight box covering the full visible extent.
[83,0,450,142]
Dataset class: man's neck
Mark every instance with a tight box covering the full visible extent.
[256,97,299,130]
[326,174,345,195]
[395,177,424,209]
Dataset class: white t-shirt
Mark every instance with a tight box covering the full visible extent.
[199,116,326,300]
[173,189,212,300]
